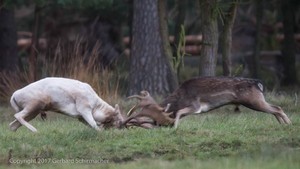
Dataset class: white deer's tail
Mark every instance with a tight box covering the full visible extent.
[10,96,21,112]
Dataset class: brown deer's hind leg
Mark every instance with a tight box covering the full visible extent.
[244,100,291,124]
[269,104,291,124]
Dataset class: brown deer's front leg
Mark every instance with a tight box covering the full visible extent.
[174,107,193,129]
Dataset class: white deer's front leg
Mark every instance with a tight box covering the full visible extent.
[76,104,101,131]
[81,112,101,131]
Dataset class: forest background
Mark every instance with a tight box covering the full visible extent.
[0,0,299,100]
[0,1,300,168]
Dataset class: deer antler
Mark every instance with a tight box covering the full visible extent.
[122,91,176,128]
[127,104,138,116]
[127,90,149,99]
[126,91,150,116]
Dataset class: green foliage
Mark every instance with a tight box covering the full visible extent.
[172,25,186,79]
[219,0,239,23]
[208,0,225,21]
[232,64,244,76]
[213,1,224,23]
[0,92,300,168]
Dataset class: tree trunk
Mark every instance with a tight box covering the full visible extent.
[220,0,237,76]
[158,0,172,61]
[199,0,219,76]
[158,0,178,87]
[29,6,40,81]
[251,0,264,78]
[0,5,18,72]
[280,0,297,85]
[128,0,178,96]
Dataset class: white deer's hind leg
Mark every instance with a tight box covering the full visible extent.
[9,120,20,131]
[14,109,38,132]
[10,110,40,131]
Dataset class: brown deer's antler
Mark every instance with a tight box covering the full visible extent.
[122,91,175,128]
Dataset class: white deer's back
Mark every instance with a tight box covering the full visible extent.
[12,77,106,115]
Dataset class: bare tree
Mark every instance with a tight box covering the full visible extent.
[128,0,178,95]
[220,0,238,76]
[251,0,264,78]
[198,0,219,76]
[29,5,41,81]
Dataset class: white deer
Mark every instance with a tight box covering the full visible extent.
[9,77,124,132]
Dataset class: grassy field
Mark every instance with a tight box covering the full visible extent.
[0,92,300,169]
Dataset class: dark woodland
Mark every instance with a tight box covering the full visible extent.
[0,0,299,98]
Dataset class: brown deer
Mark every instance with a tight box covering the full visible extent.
[124,77,292,128]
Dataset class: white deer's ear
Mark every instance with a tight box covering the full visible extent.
[114,104,120,114]
[115,104,119,109]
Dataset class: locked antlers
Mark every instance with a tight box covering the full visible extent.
[122,91,174,128]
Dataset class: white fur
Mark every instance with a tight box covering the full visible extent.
[198,103,210,112]
[199,103,210,113]
[9,77,121,132]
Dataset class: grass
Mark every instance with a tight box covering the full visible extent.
[0,92,300,169]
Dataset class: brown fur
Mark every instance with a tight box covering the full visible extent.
[123,77,291,129]
[160,76,291,125]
